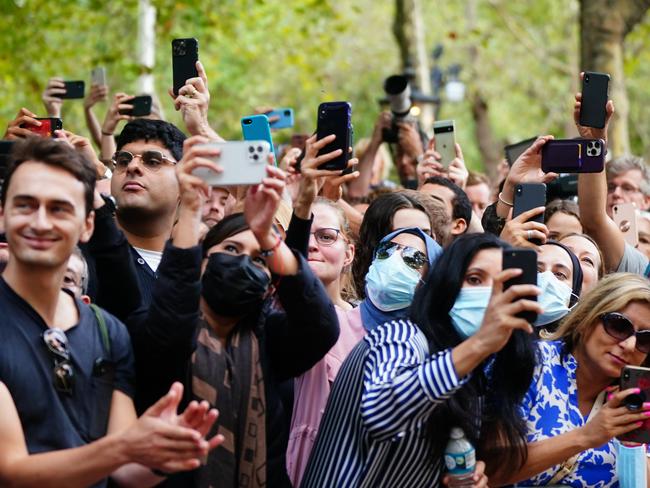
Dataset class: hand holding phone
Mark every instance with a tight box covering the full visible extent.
[505,137,537,167]
[19,118,62,138]
[192,141,270,187]
[61,81,85,99]
[502,249,538,323]
[267,108,294,129]
[617,365,650,444]
[118,95,152,117]
[242,115,275,161]
[316,101,352,171]
[541,139,605,174]
[579,71,610,129]
[91,67,107,86]
[433,120,455,169]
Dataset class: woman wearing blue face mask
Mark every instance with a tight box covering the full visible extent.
[301,233,543,487]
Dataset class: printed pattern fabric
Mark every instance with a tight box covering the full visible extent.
[517,340,618,487]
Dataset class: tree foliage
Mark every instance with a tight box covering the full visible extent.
[1,0,649,172]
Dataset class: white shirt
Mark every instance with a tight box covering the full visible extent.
[133,247,163,273]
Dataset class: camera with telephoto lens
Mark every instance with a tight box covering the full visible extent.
[382,75,414,143]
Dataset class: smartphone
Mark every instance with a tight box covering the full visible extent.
[619,365,650,444]
[316,101,352,171]
[91,67,106,86]
[505,136,537,167]
[61,81,85,99]
[613,202,639,247]
[267,108,294,129]
[433,120,455,169]
[541,139,606,174]
[192,141,271,187]
[119,95,152,117]
[241,114,275,162]
[172,38,199,96]
[502,248,538,323]
[20,118,63,138]
[513,183,547,225]
[580,71,610,129]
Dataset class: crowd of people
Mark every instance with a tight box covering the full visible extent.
[1,55,650,488]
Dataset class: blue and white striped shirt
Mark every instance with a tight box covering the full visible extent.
[301,318,467,487]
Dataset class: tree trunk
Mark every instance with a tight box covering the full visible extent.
[393,0,434,135]
[580,0,650,157]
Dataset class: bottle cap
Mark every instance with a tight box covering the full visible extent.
[450,427,464,439]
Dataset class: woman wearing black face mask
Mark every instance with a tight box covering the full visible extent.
[166,137,339,488]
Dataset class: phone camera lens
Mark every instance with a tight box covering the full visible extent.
[248,146,254,153]
[257,146,263,152]
[253,154,259,161]
[243,119,251,125]
[284,111,290,116]
[585,74,590,82]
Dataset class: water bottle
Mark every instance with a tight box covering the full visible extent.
[443,427,476,487]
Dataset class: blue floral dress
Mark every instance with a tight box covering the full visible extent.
[516,340,619,487]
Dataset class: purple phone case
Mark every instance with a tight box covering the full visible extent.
[541,139,605,173]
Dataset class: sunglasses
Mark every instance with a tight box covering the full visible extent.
[42,328,74,395]
[375,241,428,271]
[600,312,650,354]
[310,228,345,247]
[112,150,175,172]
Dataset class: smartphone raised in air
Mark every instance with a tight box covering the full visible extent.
[513,183,547,225]
[579,71,610,129]
[192,140,271,187]
[20,118,62,138]
[172,38,199,96]
[241,114,275,162]
[613,202,639,248]
[505,137,537,167]
[61,81,85,99]
[91,67,107,86]
[541,139,605,174]
[316,101,352,171]
[267,108,294,129]
[433,120,456,169]
[119,95,152,117]
[502,248,538,323]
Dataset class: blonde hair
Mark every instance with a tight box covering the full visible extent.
[545,273,650,352]
[313,197,358,302]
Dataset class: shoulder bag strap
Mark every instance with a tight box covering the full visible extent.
[89,303,111,357]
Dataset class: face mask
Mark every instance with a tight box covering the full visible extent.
[617,443,647,488]
[201,252,270,317]
[365,251,421,312]
[450,287,492,338]
[535,271,573,327]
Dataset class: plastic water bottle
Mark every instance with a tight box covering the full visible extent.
[443,427,476,487]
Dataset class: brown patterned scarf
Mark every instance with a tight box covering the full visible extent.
[191,320,267,488]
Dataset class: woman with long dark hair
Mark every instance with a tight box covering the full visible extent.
[302,233,542,487]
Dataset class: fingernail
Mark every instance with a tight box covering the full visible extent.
[644,411,650,417]
[643,402,650,408]
[634,388,642,394]
[607,394,613,401]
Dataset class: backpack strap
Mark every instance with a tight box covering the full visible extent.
[89,303,111,357]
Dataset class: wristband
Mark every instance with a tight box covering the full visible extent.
[260,233,282,257]
[101,130,113,136]
[498,192,513,207]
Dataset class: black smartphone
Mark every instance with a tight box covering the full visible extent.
[504,137,537,167]
[61,81,85,99]
[513,183,547,225]
[541,139,606,174]
[579,71,610,129]
[502,248,538,323]
[172,38,199,96]
[316,101,352,171]
[619,365,650,444]
[119,95,152,117]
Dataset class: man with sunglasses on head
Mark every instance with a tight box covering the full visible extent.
[0,137,222,487]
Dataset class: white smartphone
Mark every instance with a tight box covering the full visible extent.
[91,67,106,86]
[433,119,456,168]
[193,140,271,187]
[613,202,639,247]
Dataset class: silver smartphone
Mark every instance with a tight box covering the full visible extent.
[613,202,639,247]
[433,119,456,168]
[91,67,107,86]
[193,140,271,187]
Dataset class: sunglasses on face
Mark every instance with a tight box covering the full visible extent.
[42,328,74,395]
[375,240,428,271]
[600,312,650,354]
[112,150,175,172]
[310,228,344,247]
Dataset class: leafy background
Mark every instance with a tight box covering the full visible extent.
[1,0,649,172]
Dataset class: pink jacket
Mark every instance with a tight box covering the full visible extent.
[286,306,366,487]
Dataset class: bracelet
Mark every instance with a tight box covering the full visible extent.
[498,192,513,207]
[260,233,282,257]
[101,130,113,136]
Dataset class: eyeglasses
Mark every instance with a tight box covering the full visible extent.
[112,150,176,172]
[310,228,345,247]
[375,241,428,271]
[607,182,642,196]
[600,312,650,354]
[42,328,74,395]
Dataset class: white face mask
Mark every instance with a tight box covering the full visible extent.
[534,271,574,327]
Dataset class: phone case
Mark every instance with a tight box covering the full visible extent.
[267,108,294,129]
[513,183,547,224]
[541,139,606,174]
[502,249,538,323]
[172,38,199,96]
[316,101,352,171]
[120,95,152,117]
[21,118,62,138]
[62,81,85,99]
[91,67,106,86]
[241,114,275,161]
[613,202,639,247]
[619,365,650,444]
[505,137,537,167]
[192,141,270,187]
[580,71,610,129]
[433,120,456,168]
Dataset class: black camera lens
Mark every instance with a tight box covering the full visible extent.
[585,74,590,83]
[625,391,646,411]
[248,146,254,153]
[253,154,259,161]
[257,146,263,152]
[243,119,251,125]
[284,110,290,116]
